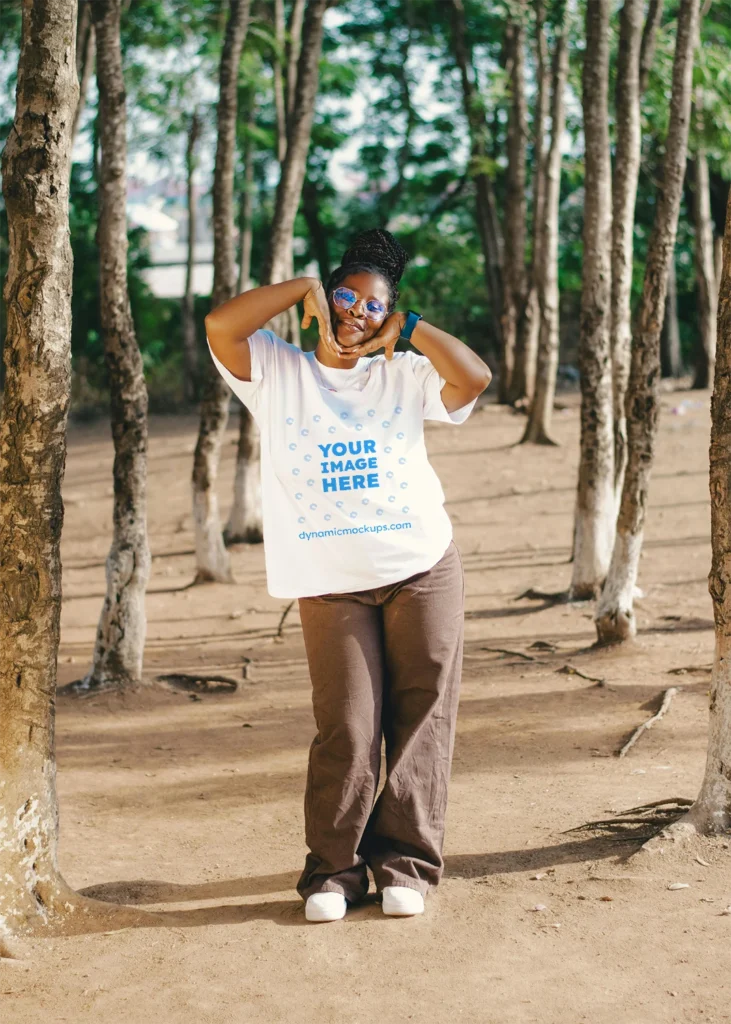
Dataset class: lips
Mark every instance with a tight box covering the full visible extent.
[339,320,364,334]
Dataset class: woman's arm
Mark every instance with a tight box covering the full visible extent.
[409,319,492,412]
[204,277,318,381]
[346,312,492,412]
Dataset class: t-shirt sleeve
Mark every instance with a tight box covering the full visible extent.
[206,328,283,420]
[406,351,478,425]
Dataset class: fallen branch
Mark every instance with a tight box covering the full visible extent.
[564,798,693,838]
[481,646,536,662]
[667,665,712,676]
[515,587,568,604]
[617,687,680,758]
[556,664,605,684]
[276,600,295,639]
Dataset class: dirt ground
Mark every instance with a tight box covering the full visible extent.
[3,387,731,1024]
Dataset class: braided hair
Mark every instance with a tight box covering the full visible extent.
[324,228,410,313]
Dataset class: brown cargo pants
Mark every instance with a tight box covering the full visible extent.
[296,540,464,902]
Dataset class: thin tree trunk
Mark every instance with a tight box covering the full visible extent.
[515,0,549,412]
[192,0,251,583]
[71,0,95,147]
[692,147,717,389]
[449,0,505,373]
[183,108,201,405]
[226,0,327,546]
[273,0,287,165]
[638,0,664,93]
[504,14,531,406]
[611,0,651,507]
[237,99,256,294]
[673,183,731,833]
[595,0,699,643]
[80,0,151,691]
[302,175,331,283]
[570,0,615,600]
[286,0,306,128]
[0,0,81,941]
[521,8,569,445]
[661,253,682,377]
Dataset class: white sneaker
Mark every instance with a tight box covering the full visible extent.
[381,886,425,916]
[305,892,347,922]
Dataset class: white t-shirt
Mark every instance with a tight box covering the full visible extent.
[207,330,476,598]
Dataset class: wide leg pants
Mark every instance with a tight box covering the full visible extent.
[296,540,465,902]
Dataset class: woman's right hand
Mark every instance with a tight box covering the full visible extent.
[301,281,343,358]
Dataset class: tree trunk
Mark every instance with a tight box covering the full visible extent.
[226,0,327,546]
[692,147,717,389]
[71,0,95,147]
[504,15,531,407]
[192,0,251,583]
[661,254,682,377]
[0,0,81,942]
[638,0,665,94]
[449,0,504,375]
[302,175,331,284]
[183,108,201,405]
[673,184,731,832]
[595,0,699,643]
[273,0,288,165]
[224,407,263,543]
[570,0,615,600]
[237,99,256,294]
[80,0,151,691]
[521,8,569,445]
[515,0,549,413]
[286,0,306,129]
[611,0,650,506]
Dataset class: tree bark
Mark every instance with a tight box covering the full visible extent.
[661,253,682,377]
[226,0,327,546]
[521,7,569,445]
[504,14,531,406]
[595,0,699,643]
[0,0,131,941]
[183,108,201,405]
[673,184,731,832]
[449,0,505,374]
[610,0,650,506]
[286,0,306,128]
[236,99,256,295]
[514,0,549,412]
[273,0,288,165]
[638,0,665,94]
[192,0,251,582]
[81,0,151,690]
[570,0,615,600]
[71,0,95,147]
[692,147,717,389]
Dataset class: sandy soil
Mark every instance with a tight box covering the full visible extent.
[3,388,731,1024]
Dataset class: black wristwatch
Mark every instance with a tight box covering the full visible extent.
[398,309,423,343]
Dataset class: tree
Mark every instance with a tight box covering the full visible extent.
[667,182,731,835]
[182,107,202,404]
[71,0,96,146]
[691,135,718,389]
[661,254,683,377]
[191,0,251,583]
[0,0,140,948]
[595,0,699,644]
[79,0,152,691]
[503,10,530,406]
[521,2,569,445]
[449,0,505,379]
[610,0,662,502]
[225,0,330,546]
[570,0,615,600]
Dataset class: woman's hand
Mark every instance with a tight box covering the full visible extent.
[300,281,344,359]
[344,311,406,361]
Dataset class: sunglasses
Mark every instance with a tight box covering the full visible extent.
[331,286,387,322]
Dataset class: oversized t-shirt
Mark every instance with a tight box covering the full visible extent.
[207,329,476,598]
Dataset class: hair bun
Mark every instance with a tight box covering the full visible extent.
[341,228,410,286]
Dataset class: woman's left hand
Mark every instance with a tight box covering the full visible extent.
[344,311,406,361]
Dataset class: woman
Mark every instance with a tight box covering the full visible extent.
[205,229,491,922]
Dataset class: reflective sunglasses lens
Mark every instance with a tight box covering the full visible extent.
[365,301,386,320]
[333,287,355,309]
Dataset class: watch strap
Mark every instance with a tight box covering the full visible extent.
[398,309,423,343]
